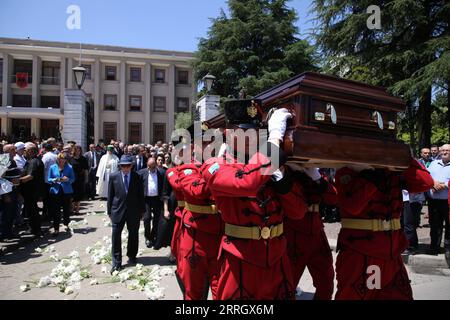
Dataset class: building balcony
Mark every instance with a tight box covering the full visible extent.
[41,76,60,85]
[10,74,33,84]
[0,106,62,119]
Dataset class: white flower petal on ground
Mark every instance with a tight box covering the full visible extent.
[101,266,108,274]
[48,245,56,253]
[83,219,88,225]
[85,246,92,254]
[110,292,121,299]
[34,247,43,254]
[90,279,98,286]
[69,272,82,283]
[20,284,30,292]
[52,275,65,285]
[64,286,74,295]
[135,263,144,270]
[37,276,52,288]
[144,286,164,300]
[49,254,60,262]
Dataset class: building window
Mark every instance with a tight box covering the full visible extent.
[81,64,92,80]
[154,69,165,83]
[0,59,3,83]
[13,95,32,107]
[176,97,190,113]
[40,96,60,108]
[177,70,189,85]
[105,66,117,81]
[103,122,117,143]
[41,61,60,85]
[129,95,142,111]
[130,67,141,82]
[153,123,166,143]
[128,122,142,144]
[13,59,33,84]
[153,96,166,112]
[104,94,117,110]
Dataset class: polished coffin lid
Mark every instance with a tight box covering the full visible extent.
[254,72,411,170]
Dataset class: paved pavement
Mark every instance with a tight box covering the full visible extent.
[0,200,449,300]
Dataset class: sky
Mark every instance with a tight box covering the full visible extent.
[0,0,316,52]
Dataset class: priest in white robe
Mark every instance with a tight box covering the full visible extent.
[96,145,119,199]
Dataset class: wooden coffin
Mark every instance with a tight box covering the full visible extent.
[255,72,411,170]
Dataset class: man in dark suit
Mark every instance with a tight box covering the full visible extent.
[138,157,164,248]
[107,155,145,273]
[135,146,148,171]
[84,144,101,200]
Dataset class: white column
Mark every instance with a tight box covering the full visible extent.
[64,89,87,149]
[2,53,12,106]
[119,61,126,142]
[67,57,74,89]
[32,55,41,107]
[144,62,151,144]
[31,118,39,137]
[168,64,176,141]
[60,57,67,111]
[93,58,100,143]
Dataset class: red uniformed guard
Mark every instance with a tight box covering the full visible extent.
[334,159,433,299]
[166,161,187,294]
[177,159,223,300]
[201,100,308,300]
[284,167,337,300]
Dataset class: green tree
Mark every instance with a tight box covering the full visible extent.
[193,0,317,98]
[312,0,449,149]
[175,112,192,130]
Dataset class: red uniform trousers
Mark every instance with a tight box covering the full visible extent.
[285,213,334,300]
[216,248,295,300]
[335,246,412,300]
[177,225,221,300]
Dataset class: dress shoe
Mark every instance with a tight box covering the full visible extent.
[426,247,440,255]
[110,265,123,274]
[402,247,417,255]
[127,257,137,265]
[145,239,154,248]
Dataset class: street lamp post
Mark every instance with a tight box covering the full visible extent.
[72,65,87,90]
[202,73,216,94]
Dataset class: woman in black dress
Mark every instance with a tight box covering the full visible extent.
[70,145,88,214]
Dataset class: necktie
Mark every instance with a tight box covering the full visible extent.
[124,174,129,193]
[92,152,96,168]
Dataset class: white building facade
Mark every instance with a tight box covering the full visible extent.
[0,37,196,144]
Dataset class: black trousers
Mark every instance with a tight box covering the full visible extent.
[403,201,422,249]
[41,184,51,218]
[50,191,72,230]
[144,196,162,242]
[23,195,40,235]
[0,192,17,238]
[111,212,140,267]
[428,199,450,250]
[87,168,97,199]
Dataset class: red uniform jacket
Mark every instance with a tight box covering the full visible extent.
[166,166,186,219]
[335,158,434,259]
[285,170,337,235]
[202,150,307,268]
[178,163,222,235]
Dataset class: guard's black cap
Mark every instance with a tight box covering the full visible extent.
[224,99,263,128]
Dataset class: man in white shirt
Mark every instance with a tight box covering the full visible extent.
[41,143,57,220]
[427,144,450,256]
[13,142,26,169]
[138,158,164,248]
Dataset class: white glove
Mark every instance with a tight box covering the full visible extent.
[272,168,284,182]
[303,167,321,181]
[268,108,293,142]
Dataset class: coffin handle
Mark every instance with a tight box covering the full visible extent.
[326,103,337,124]
[372,111,384,130]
